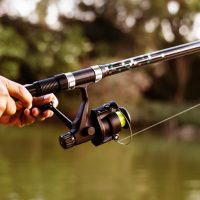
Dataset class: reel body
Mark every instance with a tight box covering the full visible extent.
[43,87,131,149]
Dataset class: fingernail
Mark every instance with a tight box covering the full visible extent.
[39,117,45,121]
[44,95,50,100]
[24,109,30,116]
[19,124,25,128]
[50,111,54,117]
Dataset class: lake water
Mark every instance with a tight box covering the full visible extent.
[0,125,200,200]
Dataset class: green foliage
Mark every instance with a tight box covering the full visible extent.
[0,61,19,79]
[0,25,27,78]
[0,0,200,124]
[55,26,91,71]
[0,17,90,82]
[0,26,27,58]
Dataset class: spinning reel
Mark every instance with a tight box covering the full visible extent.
[42,86,131,149]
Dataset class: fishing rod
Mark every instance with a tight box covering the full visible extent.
[25,40,200,149]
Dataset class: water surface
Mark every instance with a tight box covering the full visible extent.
[0,125,200,200]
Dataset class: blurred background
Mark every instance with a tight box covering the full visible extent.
[0,0,200,199]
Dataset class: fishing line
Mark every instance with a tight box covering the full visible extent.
[117,102,200,144]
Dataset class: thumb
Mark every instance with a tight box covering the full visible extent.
[5,78,32,109]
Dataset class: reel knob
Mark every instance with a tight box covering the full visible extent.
[59,132,76,149]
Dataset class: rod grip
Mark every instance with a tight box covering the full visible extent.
[25,74,68,96]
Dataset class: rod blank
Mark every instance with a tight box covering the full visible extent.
[26,40,200,96]
[100,40,200,77]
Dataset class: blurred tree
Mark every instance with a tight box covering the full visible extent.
[60,0,200,102]
[0,0,200,107]
[0,15,90,83]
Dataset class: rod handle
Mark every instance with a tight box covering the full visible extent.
[25,74,68,96]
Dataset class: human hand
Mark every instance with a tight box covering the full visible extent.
[0,93,58,127]
[0,76,58,127]
[0,75,32,118]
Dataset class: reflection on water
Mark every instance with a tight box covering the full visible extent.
[0,125,200,200]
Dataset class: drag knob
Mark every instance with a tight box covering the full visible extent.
[59,132,76,149]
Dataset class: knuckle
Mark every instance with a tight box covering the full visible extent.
[0,91,9,116]
[50,93,55,97]
[0,104,6,114]
[0,84,8,97]
[9,106,16,115]
[18,85,26,95]
[0,76,6,83]
[18,85,32,101]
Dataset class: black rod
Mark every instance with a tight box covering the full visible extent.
[100,40,200,77]
[25,40,200,96]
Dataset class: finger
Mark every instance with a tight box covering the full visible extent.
[7,110,23,127]
[52,95,58,108]
[31,107,45,121]
[0,97,7,117]
[4,97,17,116]
[31,94,58,121]
[4,78,32,109]
[31,107,47,121]
[21,109,36,126]
[16,101,24,110]
[32,94,51,107]
[31,107,39,118]
[33,94,58,107]
[0,115,11,125]
[41,110,54,118]
[31,108,53,120]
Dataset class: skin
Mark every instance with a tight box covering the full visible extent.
[0,76,58,127]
